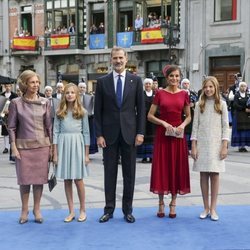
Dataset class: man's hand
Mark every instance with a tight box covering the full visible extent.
[97,136,106,148]
[135,135,144,146]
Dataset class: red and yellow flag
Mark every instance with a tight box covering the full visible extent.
[12,36,37,51]
[51,34,70,49]
[141,27,163,44]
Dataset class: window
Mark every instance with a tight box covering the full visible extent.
[118,1,133,32]
[21,6,32,36]
[214,0,237,22]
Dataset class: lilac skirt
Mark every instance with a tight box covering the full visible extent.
[15,147,50,185]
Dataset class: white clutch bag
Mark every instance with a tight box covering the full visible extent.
[165,127,184,138]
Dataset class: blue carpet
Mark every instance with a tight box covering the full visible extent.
[0,206,249,250]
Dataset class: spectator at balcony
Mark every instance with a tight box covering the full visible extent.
[56,26,62,34]
[147,12,158,28]
[90,24,98,34]
[24,30,30,37]
[97,22,105,34]
[13,27,19,37]
[52,82,64,100]
[44,26,51,36]
[19,27,24,37]
[135,14,143,31]
[68,22,76,34]
[60,25,68,34]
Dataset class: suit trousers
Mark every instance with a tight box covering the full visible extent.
[103,132,136,215]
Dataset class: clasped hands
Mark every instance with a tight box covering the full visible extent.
[164,122,184,137]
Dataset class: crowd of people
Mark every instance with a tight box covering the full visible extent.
[0,46,249,225]
[13,27,31,37]
[44,22,76,35]
[90,22,105,34]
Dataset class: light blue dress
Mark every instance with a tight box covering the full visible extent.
[53,110,90,179]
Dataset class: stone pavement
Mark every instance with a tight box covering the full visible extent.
[0,134,250,213]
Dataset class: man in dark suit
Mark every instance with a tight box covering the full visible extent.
[78,81,98,154]
[52,82,64,100]
[94,46,145,223]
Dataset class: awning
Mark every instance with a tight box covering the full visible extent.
[0,75,16,84]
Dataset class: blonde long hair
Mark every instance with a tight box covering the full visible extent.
[56,83,85,119]
[199,76,222,114]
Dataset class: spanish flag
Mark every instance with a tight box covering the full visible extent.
[51,34,70,49]
[12,36,36,51]
[141,27,163,44]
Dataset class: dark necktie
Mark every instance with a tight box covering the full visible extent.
[116,75,122,108]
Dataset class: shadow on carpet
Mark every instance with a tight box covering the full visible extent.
[0,205,249,250]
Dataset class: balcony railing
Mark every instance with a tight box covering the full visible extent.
[44,34,84,50]
[42,27,170,51]
[11,36,39,52]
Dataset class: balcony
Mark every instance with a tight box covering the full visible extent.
[44,34,84,51]
[42,27,180,54]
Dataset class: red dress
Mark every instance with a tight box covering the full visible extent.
[150,90,191,195]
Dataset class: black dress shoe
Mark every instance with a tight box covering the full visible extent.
[2,148,8,154]
[99,213,113,223]
[124,214,135,223]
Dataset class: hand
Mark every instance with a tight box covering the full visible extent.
[97,136,106,148]
[49,147,53,162]
[12,147,21,160]
[220,146,228,160]
[53,155,58,165]
[191,147,198,161]
[85,155,90,166]
[135,134,144,146]
[163,122,175,134]
[175,125,184,136]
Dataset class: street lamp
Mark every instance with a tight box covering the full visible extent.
[160,22,180,64]
[160,0,180,64]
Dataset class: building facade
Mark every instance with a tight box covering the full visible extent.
[187,0,250,92]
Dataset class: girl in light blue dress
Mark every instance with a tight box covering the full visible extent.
[53,83,90,223]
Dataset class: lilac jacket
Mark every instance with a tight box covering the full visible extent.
[8,97,52,149]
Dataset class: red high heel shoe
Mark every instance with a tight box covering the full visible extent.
[169,203,176,218]
[157,201,165,218]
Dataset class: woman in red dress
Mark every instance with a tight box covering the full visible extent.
[148,65,191,218]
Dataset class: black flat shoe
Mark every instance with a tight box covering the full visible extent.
[124,214,135,223]
[99,213,113,223]
[141,158,147,163]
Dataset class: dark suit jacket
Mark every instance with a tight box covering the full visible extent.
[82,94,94,116]
[94,71,145,145]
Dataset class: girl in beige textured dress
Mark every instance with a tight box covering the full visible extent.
[191,76,230,221]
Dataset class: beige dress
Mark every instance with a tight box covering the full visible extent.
[191,99,230,173]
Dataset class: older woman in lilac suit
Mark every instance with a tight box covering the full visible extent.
[8,70,52,224]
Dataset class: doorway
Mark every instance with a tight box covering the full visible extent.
[210,56,241,93]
